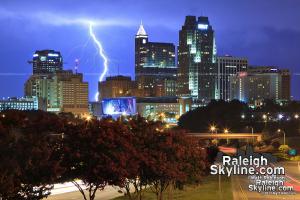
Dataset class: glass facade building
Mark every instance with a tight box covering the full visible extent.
[178,16,217,103]
[217,56,248,101]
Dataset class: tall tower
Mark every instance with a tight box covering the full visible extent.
[135,22,177,97]
[217,56,248,101]
[135,22,148,83]
[178,16,217,103]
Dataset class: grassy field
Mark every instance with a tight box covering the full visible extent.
[113,175,233,200]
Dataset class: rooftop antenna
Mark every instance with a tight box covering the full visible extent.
[75,58,79,74]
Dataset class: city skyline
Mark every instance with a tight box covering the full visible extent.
[0,0,300,100]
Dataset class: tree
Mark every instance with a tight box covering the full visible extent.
[0,110,64,200]
[61,118,136,200]
[146,130,206,200]
[123,116,207,200]
[178,100,249,133]
[120,116,164,200]
[0,120,21,199]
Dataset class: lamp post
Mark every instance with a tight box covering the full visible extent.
[224,128,230,144]
[277,129,286,146]
[247,126,254,142]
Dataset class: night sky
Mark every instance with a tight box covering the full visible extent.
[0,0,299,100]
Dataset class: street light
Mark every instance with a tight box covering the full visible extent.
[241,114,245,119]
[277,129,286,146]
[85,115,92,122]
[278,114,284,120]
[295,114,299,119]
[246,126,254,143]
[224,128,229,134]
[262,114,267,120]
[210,125,217,134]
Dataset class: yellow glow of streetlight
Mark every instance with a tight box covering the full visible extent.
[262,114,267,120]
[210,125,216,133]
[295,114,299,119]
[85,115,92,121]
[224,128,229,134]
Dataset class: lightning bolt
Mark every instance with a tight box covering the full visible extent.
[88,22,109,101]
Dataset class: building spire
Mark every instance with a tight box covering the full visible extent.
[136,21,147,37]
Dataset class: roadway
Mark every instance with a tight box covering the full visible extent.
[46,185,125,200]
[231,161,300,200]
[188,133,263,141]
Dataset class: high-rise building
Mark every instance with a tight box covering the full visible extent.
[26,50,88,115]
[31,50,63,74]
[217,56,248,101]
[178,16,217,103]
[98,75,136,100]
[24,74,49,99]
[135,23,177,97]
[230,66,291,105]
[25,70,89,115]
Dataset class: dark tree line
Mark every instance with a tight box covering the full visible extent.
[178,99,300,137]
[0,110,208,200]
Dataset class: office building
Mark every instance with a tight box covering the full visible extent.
[217,56,248,101]
[135,23,177,97]
[177,16,217,103]
[98,75,136,100]
[0,96,46,111]
[31,50,63,74]
[25,70,89,115]
[230,66,291,105]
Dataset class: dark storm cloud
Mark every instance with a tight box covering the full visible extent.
[0,0,299,99]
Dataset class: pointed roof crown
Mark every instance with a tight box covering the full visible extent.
[136,21,147,37]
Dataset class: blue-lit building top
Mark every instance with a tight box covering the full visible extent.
[32,50,63,74]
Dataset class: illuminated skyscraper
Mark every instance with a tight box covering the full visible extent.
[217,56,248,101]
[26,50,88,115]
[178,16,217,103]
[31,50,63,74]
[135,23,177,97]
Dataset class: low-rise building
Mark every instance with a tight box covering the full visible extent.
[0,96,46,111]
[136,97,192,123]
